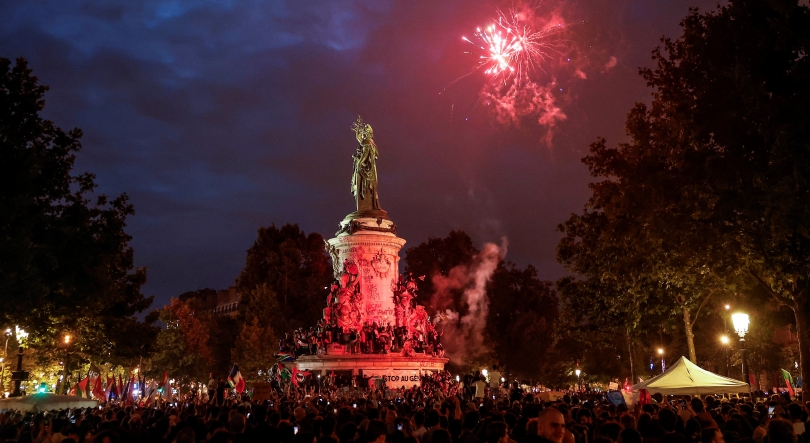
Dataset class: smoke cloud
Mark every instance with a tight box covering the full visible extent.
[433,238,508,365]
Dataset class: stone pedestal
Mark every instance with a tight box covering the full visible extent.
[325,215,405,327]
[295,353,448,388]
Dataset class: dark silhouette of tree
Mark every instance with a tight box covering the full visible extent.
[403,230,478,311]
[558,0,810,384]
[0,57,156,364]
[236,223,332,336]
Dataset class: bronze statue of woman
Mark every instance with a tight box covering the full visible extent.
[351,116,381,213]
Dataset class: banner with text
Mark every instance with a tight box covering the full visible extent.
[362,369,422,389]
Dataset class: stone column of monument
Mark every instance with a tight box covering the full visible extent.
[325,116,405,328]
[326,215,404,327]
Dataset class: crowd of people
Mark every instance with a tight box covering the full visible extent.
[278,322,443,358]
[2,381,807,443]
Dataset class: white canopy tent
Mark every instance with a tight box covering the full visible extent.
[0,393,98,412]
[632,356,749,395]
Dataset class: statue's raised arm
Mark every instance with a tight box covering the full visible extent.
[351,116,381,213]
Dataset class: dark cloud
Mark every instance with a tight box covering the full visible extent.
[0,0,719,304]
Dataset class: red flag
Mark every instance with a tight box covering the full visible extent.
[105,376,115,400]
[291,366,300,386]
[93,376,105,400]
[750,373,759,390]
[118,374,125,398]
[161,371,168,388]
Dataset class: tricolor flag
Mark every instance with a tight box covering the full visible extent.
[781,369,795,398]
[228,364,245,393]
[162,372,171,400]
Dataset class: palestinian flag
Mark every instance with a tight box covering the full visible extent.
[75,376,89,397]
[228,364,245,393]
[781,369,795,398]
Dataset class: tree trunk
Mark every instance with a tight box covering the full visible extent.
[793,294,810,392]
[682,306,697,363]
[626,327,636,383]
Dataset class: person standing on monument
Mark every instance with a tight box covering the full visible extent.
[489,365,502,393]
[473,375,487,402]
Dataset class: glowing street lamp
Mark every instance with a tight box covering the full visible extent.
[11,326,28,397]
[720,335,730,377]
[658,348,666,373]
[731,312,751,391]
[732,313,749,337]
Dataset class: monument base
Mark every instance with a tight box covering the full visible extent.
[294,354,447,389]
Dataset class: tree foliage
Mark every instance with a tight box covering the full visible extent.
[557,0,810,383]
[232,284,280,383]
[236,224,333,337]
[0,57,156,364]
[404,230,478,311]
[148,299,212,383]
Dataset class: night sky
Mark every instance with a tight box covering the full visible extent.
[1,0,719,307]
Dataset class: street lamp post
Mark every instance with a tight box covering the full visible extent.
[575,368,581,392]
[1,328,11,392]
[658,348,665,373]
[11,326,28,397]
[720,335,730,377]
[731,313,751,392]
[61,334,72,395]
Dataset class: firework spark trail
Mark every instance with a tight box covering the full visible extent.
[452,6,572,140]
[461,9,566,86]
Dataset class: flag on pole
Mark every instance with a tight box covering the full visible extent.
[781,369,795,398]
[145,379,156,399]
[228,364,245,393]
[118,374,125,399]
[128,375,136,403]
[93,376,105,400]
[121,379,130,403]
[291,366,300,386]
[75,376,89,397]
[162,372,171,400]
[106,376,116,401]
